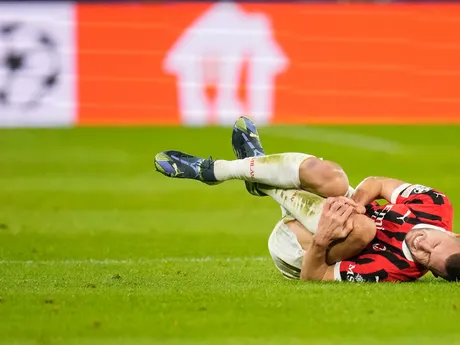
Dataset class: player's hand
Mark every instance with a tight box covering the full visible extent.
[329,196,366,214]
[314,197,355,247]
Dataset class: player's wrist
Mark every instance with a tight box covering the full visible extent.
[312,235,331,249]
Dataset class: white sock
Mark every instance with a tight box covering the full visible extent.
[213,153,312,189]
[260,187,324,234]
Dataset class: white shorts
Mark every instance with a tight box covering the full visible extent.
[268,216,307,280]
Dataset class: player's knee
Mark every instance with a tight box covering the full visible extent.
[299,158,349,197]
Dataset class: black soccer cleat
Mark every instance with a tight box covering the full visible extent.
[154,150,220,185]
[232,116,266,196]
[232,116,265,159]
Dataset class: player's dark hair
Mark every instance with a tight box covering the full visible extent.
[445,253,460,282]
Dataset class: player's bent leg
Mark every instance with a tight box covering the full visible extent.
[155,117,353,200]
[230,116,354,199]
[262,186,376,267]
[155,149,352,200]
[155,116,354,201]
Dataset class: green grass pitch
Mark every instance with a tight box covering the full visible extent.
[1,125,460,345]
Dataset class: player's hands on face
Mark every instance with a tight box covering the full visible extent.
[314,197,356,247]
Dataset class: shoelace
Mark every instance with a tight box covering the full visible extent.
[172,153,214,180]
[196,156,215,180]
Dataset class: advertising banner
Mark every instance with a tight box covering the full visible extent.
[3,2,460,126]
[77,3,460,125]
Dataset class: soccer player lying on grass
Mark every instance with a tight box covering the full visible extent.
[154,116,460,282]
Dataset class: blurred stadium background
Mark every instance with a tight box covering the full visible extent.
[1,1,460,344]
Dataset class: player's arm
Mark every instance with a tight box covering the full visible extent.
[351,177,406,206]
[300,238,336,281]
[300,198,354,281]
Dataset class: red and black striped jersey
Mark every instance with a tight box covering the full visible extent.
[334,183,453,283]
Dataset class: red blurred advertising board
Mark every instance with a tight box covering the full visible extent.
[77,3,460,125]
[2,3,460,126]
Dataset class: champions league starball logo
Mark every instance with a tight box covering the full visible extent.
[0,22,61,110]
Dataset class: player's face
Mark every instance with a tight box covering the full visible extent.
[406,229,460,277]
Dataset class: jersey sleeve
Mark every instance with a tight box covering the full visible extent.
[334,258,415,283]
[390,183,453,231]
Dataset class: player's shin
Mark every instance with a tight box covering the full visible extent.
[213,153,310,189]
